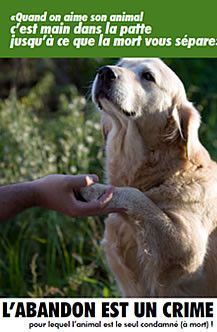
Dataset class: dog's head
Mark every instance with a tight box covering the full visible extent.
[92,58,186,118]
[92,58,209,165]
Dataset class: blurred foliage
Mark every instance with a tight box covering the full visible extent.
[0,58,216,297]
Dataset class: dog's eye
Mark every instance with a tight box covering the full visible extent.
[141,71,155,83]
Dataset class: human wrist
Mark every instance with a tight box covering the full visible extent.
[30,179,45,208]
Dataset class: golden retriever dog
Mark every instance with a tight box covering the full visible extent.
[81,58,217,297]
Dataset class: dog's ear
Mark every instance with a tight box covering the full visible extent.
[176,102,201,159]
[172,102,210,165]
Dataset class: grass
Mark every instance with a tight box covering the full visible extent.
[0,75,118,297]
[0,209,118,297]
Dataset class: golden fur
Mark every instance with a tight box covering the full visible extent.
[81,58,217,297]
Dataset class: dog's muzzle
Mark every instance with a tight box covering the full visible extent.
[94,66,117,102]
[93,65,137,118]
[98,66,117,82]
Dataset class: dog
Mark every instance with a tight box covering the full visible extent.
[81,58,217,297]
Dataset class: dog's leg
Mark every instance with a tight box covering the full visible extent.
[102,214,147,297]
[81,183,208,296]
[81,184,175,292]
[81,183,175,234]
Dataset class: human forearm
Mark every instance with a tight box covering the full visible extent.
[0,181,37,222]
[0,174,125,222]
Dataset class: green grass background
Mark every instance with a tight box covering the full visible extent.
[0,58,216,297]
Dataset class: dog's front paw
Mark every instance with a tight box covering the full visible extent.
[80,183,148,219]
[80,183,147,218]
[80,183,110,202]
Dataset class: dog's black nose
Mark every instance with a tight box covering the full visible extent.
[97,66,117,81]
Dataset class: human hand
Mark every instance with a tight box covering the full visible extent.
[33,174,124,217]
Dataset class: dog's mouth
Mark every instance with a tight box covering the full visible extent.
[96,92,136,118]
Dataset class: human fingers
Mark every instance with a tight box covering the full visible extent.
[67,174,99,189]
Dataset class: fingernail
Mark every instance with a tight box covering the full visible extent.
[89,175,99,183]
[86,175,98,186]
[101,192,113,205]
